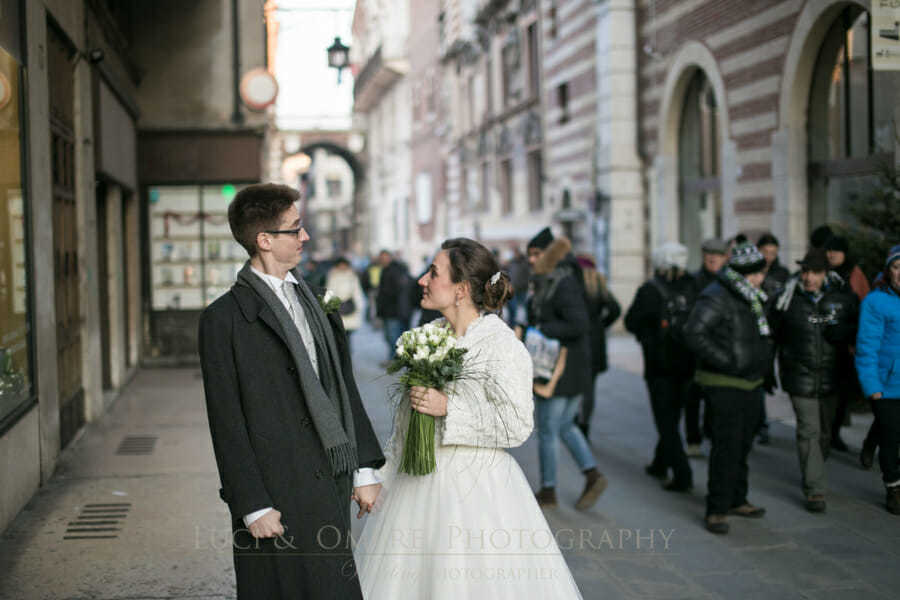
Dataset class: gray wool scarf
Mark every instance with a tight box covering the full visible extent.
[236,262,359,476]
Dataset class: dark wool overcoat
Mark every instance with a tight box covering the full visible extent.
[199,281,385,600]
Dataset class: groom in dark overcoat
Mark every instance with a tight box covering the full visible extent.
[198,183,384,599]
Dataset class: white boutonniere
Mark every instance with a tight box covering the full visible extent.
[319,289,341,314]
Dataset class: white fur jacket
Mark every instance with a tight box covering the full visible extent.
[379,313,534,478]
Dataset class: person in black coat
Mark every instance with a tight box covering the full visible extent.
[754,233,791,444]
[198,184,385,599]
[526,229,607,510]
[686,238,730,454]
[625,242,697,492]
[576,254,621,438]
[375,250,415,358]
[683,241,775,534]
[770,249,859,512]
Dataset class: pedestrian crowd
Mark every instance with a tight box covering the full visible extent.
[311,226,900,534]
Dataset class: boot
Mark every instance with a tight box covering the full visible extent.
[575,468,608,510]
[728,503,766,518]
[705,514,729,534]
[887,486,900,516]
[860,442,875,470]
[805,495,826,513]
[535,487,558,508]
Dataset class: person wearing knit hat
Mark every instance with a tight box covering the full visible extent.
[810,224,834,249]
[755,233,789,445]
[624,242,697,492]
[824,235,871,303]
[683,240,774,533]
[527,227,554,252]
[855,243,900,514]
[822,234,871,453]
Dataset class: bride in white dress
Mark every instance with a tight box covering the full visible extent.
[354,238,582,599]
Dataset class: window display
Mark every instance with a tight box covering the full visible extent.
[0,47,30,423]
[149,185,249,311]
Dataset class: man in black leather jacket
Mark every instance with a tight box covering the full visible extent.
[625,242,696,492]
[770,249,859,512]
[686,238,730,455]
[683,241,775,534]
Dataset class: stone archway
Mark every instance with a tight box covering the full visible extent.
[653,41,733,253]
[274,130,368,255]
[773,0,869,262]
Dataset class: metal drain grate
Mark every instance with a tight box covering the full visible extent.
[64,503,130,540]
[116,435,157,455]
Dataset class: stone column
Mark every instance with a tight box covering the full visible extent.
[595,0,644,309]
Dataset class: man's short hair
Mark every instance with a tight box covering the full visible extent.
[228,184,300,257]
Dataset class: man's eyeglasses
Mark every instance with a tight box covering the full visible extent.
[264,225,304,237]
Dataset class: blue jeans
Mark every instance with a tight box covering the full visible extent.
[536,394,597,488]
[383,318,408,358]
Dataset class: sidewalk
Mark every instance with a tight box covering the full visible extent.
[0,324,897,599]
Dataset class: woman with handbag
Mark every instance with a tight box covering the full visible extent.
[525,229,607,510]
[325,257,365,348]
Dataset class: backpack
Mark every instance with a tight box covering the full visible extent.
[648,278,691,349]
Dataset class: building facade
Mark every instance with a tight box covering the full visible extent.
[351,0,421,268]
[135,0,269,361]
[0,0,272,535]
[638,0,899,269]
[0,0,146,534]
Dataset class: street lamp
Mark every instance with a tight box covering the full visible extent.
[327,36,350,84]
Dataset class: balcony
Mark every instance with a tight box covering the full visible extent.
[353,45,409,113]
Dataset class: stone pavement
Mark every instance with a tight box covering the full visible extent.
[0,323,897,599]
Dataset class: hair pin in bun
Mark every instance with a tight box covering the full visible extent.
[490,271,502,286]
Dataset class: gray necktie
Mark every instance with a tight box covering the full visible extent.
[282,280,319,377]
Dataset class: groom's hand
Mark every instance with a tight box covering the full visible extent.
[353,483,382,519]
[249,509,285,539]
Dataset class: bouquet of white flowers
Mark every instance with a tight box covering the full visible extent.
[387,322,468,475]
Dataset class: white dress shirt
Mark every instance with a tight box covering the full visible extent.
[244,266,379,527]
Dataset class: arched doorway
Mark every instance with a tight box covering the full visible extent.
[678,69,722,269]
[807,5,897,231]
[656,41,731,271]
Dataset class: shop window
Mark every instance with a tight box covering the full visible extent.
[0,47,31,423]
[149,184,251,311]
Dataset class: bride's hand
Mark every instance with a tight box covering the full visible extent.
[410,386,448,416]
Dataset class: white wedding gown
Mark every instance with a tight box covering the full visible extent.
[354,314,583,599]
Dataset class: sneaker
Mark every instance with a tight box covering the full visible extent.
[805,495,826,513]
[662,479,693,493]
[705,514,729,534]
[686,444,704,458]
[535,487,558,508]
[887,487,900,516]
[645,464,667,480]
[728,503,766,518]
[860,444,875,470]
[575,469,608,510]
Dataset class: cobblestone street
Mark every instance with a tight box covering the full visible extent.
[1,323,898,600]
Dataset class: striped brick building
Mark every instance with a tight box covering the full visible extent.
[635,0,899,270]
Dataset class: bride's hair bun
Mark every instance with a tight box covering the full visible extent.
[482,271,512,312]
[441,238,513,312]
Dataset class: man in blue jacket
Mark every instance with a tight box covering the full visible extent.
[856,244,900,515]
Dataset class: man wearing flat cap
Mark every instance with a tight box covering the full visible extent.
[770,249,858,512]
[683,241,775,534]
